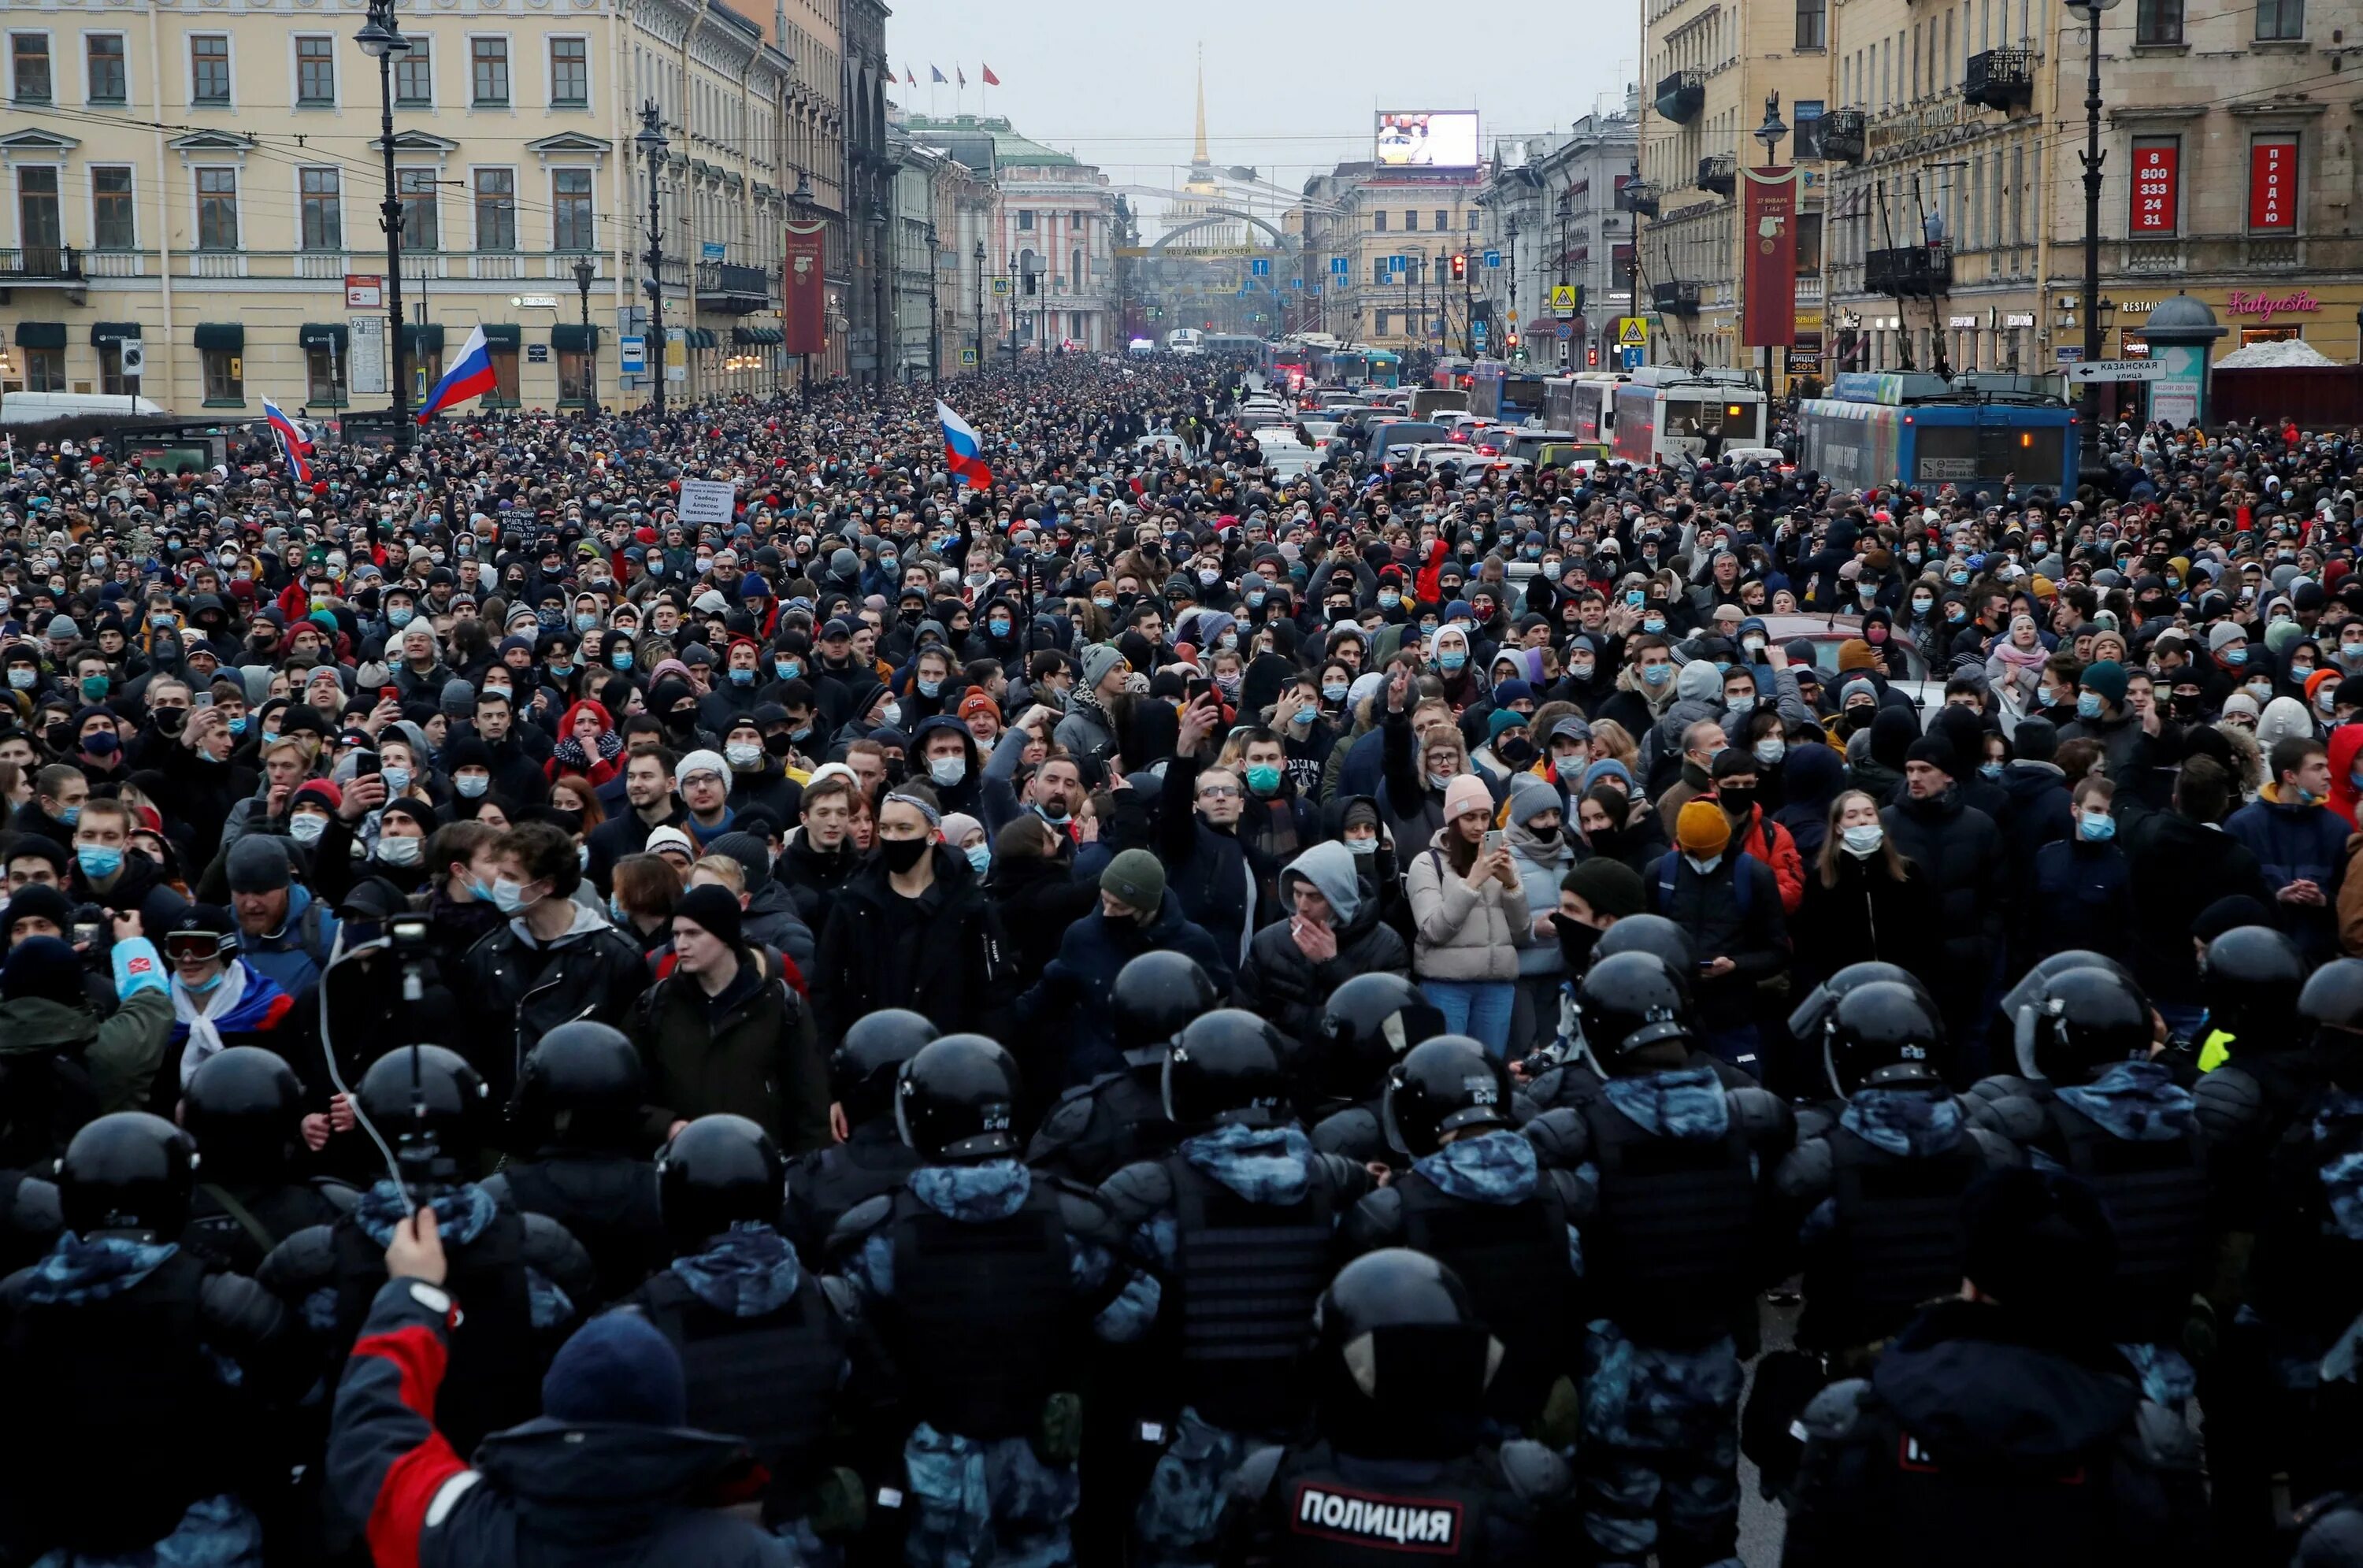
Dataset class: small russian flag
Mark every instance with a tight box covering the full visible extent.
[939,399,993,489]
[416,324,498,423]
[262,396,311,484]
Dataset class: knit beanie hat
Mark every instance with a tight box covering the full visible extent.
[1562,858,1646,920]
[672,883,744,949]
[542,1311,688,1429]
[1081,643,1126,691]
[1837,639,1881,673]
[1,935,84,1006]
[1508,772,1560,827]
[1100,848,1166,911]
[226,836,292,894]
[1675,797,1732,855]
[1442,773,1493,822]
[2079,659,2129,707]
[704,831,773,891]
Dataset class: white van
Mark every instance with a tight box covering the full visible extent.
[0,390,169,424]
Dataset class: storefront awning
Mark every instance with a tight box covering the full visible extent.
[91,321,143,345]
[299,323,347,350]
[193,323,243,351]
[550,324,599,351]
[14,321,66,350]
[480,323,521,347]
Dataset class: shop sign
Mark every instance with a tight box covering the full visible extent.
[2227,288,2319,319]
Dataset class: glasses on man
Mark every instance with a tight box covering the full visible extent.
[1199,785,1242,800]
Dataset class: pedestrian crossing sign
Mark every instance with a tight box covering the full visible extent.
[1549,284,1580,318]
[1616,317,1650,346]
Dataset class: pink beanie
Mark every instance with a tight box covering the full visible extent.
[1442,773,1493,822]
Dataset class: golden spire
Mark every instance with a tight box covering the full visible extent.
[1193,45,1209,165]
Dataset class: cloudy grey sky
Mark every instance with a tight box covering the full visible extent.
[884,1,1638,203]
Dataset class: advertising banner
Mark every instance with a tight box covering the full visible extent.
[783,221,828,354]
[1374,111,1480,168]
[1740,165,1799,349]
[2131,141,2178,234]
[2250,137,2297,230]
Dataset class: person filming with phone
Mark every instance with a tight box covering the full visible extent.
[1405,773,1526,1058]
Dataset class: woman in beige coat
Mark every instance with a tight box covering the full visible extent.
[1405,773,1525,1056]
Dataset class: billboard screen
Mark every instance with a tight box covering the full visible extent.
[1375,111,1480,169]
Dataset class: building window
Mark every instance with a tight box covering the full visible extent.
[22,347,64,391]
[475,168,516,250]
[91,166,134,249]
[1373,209,1388,232]
[399,168,438,249]
[1404,209,1419,232]
[1797,0,1827,49]
[191,35,229,105]
[86,35,126,104]
[1794,100,1827,158]
[2135,0,2183,43]
[11,32,50,103]
[557,348,593,404]
[549,37,587,106]
[306,344,347,405]
[99,342,139,397]
[1436,209,1449,230]
[17,168,61,270]
[295,35,334,104]
[1373,257,1389,284]
[471,37,509,106]
[552,168,593,250]
[300,168,341,250]
[196,167,238,249]
[1071,247,1084,289]
[1017,209,1034,230]
[395,40,431,105]
[202,347,242,403]
[2257,0,2303,37]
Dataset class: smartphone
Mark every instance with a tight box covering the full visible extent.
[191,691,213,707]
[1482,829,1504,856]
[72,921,99,947]
[380,685,400,702]
[353,751,380,777]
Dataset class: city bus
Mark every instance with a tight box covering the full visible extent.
[1203,332,1263,361]
[1365,349,1402,388]
[1471,361,1549,423]
[1543,373,1627,443]
[1269,340,1314,392]
[1166,328,1205,356]
[1429,355,1475,391]
[1609,367,1768,465]
[1314,347,1371,387]
[1798,372,2078,502]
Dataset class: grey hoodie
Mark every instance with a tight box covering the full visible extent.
[1285,840,1363,925]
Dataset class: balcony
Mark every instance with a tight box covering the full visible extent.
[1655,69,1705,124]
[0,246,84,286]
[1653,280,1701,315]
[1965,48,2033,112]
[696,259,774,313]
[1696,155,1737,197]
[1616,180,1661,218]
[1865,243,1953,296]
[1820,108,1867,164]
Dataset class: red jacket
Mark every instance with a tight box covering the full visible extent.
[1734,803,1807,915]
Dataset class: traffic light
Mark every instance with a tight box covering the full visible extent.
[1449,254,1468,282]
[1588,346,1601,367]
[1506,332,1519,348]
[1023,270,1037,296]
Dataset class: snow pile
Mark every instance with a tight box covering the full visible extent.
[2214,338,2338,369]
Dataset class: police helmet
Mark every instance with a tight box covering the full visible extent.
[655,1114,785,1258]
[1112,951,1219,1062]
[2202,925,2308,1045]
[2015,964,2154,1084]
[1823,980,1947,1098]
[512,1021,645,1151]
[895,1035,1023,1161]
[1575,951,1695,1073]
[1164,1009,1293,1129]
[1319,972,1448,1076]
[2301,958,2363,1036]
[356,1045,493,1174]
[1998,949,2137,1029]
[57,1113,198,1239]
[833,1009,939,1121]
[181,1047,305,1184]
[1383,1036,1513,1158]
[1312,1248,1499,1447]
[1786,959,1927,1041]
[1593,913,1698,979]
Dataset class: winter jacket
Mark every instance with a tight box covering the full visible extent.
[2117,799,2276,1007]
[1405,830,1525,983]
[735,880,815,981]
[1645,850,1790,1030]
[773,828,861,936]
[2224,781,2350,962]
[1505,821,1575,979]
[584,804,692,897]
[2027,837,2135,966]
[987,854,1100,991]
[1732,804,1806,915]
[0,940,173,1116]
[1234,851,1411,1045]
[66,851,191,934]
[629,947,829,1154]
[811,845,1012,1047]
[234,882,339,997]
[458,903,652,1106]
[1018,891,1231,1088]
[1156,754,1262,973]
[1879,789,2009,999]
[1794,853,1942,992]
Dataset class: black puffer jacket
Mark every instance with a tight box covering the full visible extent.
[811,844,1013,1046]
[1233,873,1411,1048]
[1879,788,2008,1001]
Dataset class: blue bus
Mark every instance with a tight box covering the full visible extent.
[1471,361,1548,423]
[1798,372,2077,502]
[1365,349,1402,388]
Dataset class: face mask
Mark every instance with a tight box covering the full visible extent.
[575,613,599,632]
[1685,853,1723,874]
[1439,651,1467,673]
[1753,739,1787,768]
[1979,761,2005,780]
[929,755,967,788]
[1725,695,1755,717]
[2076,691,2104,718]
[80,675,109,701]
[1379,591,1401,610]
[2079,812,2117,842]
[988,617,1012,637]
[1245,764,1282,797]
[725,741,764,771]
[1345,835,1378,858]
[491,875,536,914]
[1946,607,1968,625]
[880,836,929,874]
[1908,596,1931,615]
[610,651,635,672]
[2246,680,2274,702]
[1841,822,1884,857]
[1948,570,1971,586]
[56,803,80,828]
[388,606,415,629]
[1643,616,1667,635]
[376,834,422,866]
[879,701,903,727]
[456,773,490,798]
[2343,643,2363,663]
[1322,681,1349,703]
[76,843,124,880]
[4,669,31,691]
[1426,769,1456,791]
[1641,664,1672,686]
[1719,784,1755,814]
[774,658,801,682]
[918,677,946,699]
[608,894,631,925]
[964,843,992,876]
[289,814,328,844]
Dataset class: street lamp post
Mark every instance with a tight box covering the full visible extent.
[1007,251,1019,364]
[973,239,986,377]
[2076,0,2122,476]
[1755,95,1790,393]
[354,1,410,449]
[570,254,597,413]
[924,221,940,385]
[1506,216,1519,357]
[636,102,668,417]
[789,170,814,405]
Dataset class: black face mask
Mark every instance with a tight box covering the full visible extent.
[1551,912,1600,971]
[1719,784,1756,815]
[1525,821,1559,844]
[879,836,929,873]
[665,709,698,734]
[1497,736,1536,767]
[764,732,798,758]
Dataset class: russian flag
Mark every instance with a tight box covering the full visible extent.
[262,397,311,484]
[416,324,497,423]
[939,400,993,488]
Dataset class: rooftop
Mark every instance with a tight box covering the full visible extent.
[903,114,1083,170]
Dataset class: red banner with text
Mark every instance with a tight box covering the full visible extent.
[2250,138,2298,231]
[2131,141,2178,235]
[783,222,828,354]
[1739,165,1798,349]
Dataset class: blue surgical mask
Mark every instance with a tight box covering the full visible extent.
[57,804,80,828]
[1322,681,1348,702]
[964,843,992,875]
[1379,591,1401,609]
[1979,761,2004,780]
[610,651,634,671]
[918,678,942,698]
[2223,645,2248,665]
[491,876,535,914]
[1644,616,1667,634]
[989,618,1011,636]
[1725,695,1754,717]
[456,773,490,798]
[776,659,800,680]
[1641,664,1672,686]
[183,969,226,996]
[1685,853,1723,874]
[1753,739,1786,767]
[2079,813,2116,842]
[574,613,599,632]
[227,715,248,736]
[1841,823,1884,856]
[1245,764,1282,796]
[729,667,755,686]
[1439,650,1467,673]
[76,844,123,880]
[608,894,630,924]
[2076,691,2103,718]
[387,606,414,628]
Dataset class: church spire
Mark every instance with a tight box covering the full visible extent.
[1192,44,1209,165]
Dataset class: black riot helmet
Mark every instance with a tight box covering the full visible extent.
[1823,980,1948,1098]
[2016,964,2155,1085]
[895,1036,1023,1162]
[655,1114,785,1258]
[833,1010,940,1123]
[1112,951,1219,1064]
[1319,972,1448,1081]
[1383,1036,1513,1158]
[1164,1009,1293,1129]
[1575,951,1695,1073]
[357,1045,492,1179]
[1786,959,1927,1042]
[1593,913,1697,981]
[2302,958,2363,1082]
[1998,949,2136,1030]
[512,1021,645,1152]
[57,1113,198,1239]
[181,1047,305,1184]
[2202,925,2308,1047]
[1311,1247,1499,1458]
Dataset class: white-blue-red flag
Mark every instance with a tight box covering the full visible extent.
[415,324,497,422]
[939,400,992,488]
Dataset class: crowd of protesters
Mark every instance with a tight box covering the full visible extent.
[0,352,2361,1566]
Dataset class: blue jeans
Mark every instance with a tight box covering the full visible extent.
[1421,979,1516,1058]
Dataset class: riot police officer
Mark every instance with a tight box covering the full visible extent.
[1339,1035,1583,1440]
[1965,958,2211,1409]
[1219,1249,1576,1565]
[1549,951,1793,1568]
[622,1114,866,1544]
[1300,971,1448,1163]
[1030,953,1211,1184]
[2189,925,2313,1229]
[832,1035,1147,1568]
[260,1045,595,1461]
[1523,915,1760,1109]
[0,1114,285,1565]
[179,1046,355,1277]
[488,1020,668,1303]
[785,1008,936,1256]
[1100,1008,1374,1568]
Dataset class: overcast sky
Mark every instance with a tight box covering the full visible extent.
[884,1,1638,207]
